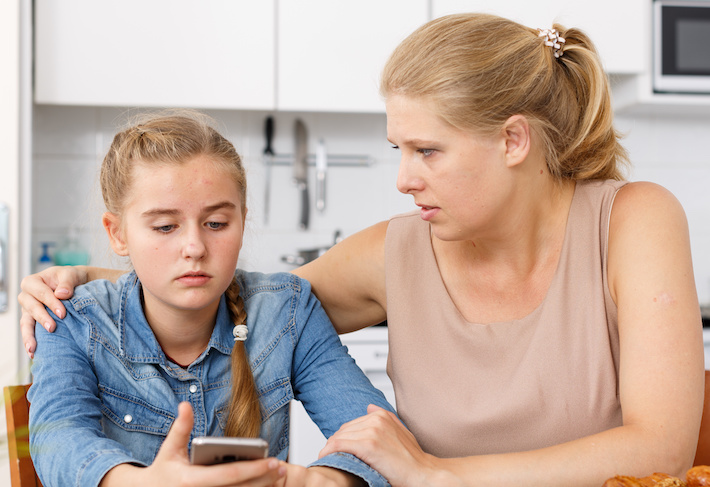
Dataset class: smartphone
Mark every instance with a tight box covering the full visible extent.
[190,437,269,465]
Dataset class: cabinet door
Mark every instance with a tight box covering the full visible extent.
[432,0,647,75]
[277,0,429,113]
[35,0,275,110]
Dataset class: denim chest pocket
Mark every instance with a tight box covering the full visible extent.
[257,378,294,458]
[259,377,293,419]
[100,385,175,435]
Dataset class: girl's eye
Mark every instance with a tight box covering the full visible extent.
[418,148,435,157]
[206,222,227,230]
[390,145,399,150]
[153,225,175,233]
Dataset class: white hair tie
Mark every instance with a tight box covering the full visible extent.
[538,28,566,59]
[233,324,248,342]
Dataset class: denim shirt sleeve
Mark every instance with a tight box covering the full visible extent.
[28,312,144,487]
[290,277,396,487]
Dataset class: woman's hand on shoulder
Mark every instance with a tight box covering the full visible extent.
[293,221,389,334]
[100,402,285,487]
[18,265,123,358]
[18,265,88,358]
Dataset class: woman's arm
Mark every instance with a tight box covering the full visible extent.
[321,182,705,486]
[293,221,389,334]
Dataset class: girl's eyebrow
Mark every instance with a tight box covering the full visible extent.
[140,201,238,218]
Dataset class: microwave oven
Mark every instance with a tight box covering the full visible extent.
[654,0,710,93]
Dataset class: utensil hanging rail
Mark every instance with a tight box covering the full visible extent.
[265,154,374,167]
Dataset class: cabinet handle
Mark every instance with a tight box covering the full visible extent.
[0,203,7,313]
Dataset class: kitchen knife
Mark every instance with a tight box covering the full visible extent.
[315,139,327,212]
[263,116,274,225]
[293,119,310,230]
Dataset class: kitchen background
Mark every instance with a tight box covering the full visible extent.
[2,0,710,484]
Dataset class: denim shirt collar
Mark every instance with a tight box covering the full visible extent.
[118,272,235,365]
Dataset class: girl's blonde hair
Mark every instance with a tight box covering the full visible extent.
[381,13,628,180]
[101,109,260,438]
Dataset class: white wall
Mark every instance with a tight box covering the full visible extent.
[0,1,28,485]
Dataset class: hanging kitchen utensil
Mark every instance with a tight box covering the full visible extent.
[315,139,327,212]
[293,119,310,230]
[263,116,275,225]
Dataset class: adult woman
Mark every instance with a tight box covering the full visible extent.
[19,13,704,486]
[26,111,393,487]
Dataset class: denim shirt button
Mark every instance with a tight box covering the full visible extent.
[189,384,198,393]
[124,414,133,423]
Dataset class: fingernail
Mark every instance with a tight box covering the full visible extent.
[25,344,33,358]
[57,287,70,296]
[44,322,52,331]
[267,459,278,469]
[278,465,287,476]
[55,309,64,319]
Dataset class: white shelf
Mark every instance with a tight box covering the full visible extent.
[612,74,710,117]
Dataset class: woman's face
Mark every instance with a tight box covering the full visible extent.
[386,95,513,242]
[104,155,245,321]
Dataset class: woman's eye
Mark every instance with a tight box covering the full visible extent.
[206,222,227,230]
[390,145,400,150]
[153,225,175,233]
[418,148,435,157]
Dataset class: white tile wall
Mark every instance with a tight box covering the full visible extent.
[31,105,710,305]
[616,114,710,304]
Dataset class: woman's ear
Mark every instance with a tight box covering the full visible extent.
[502,115,531,168]
[102,212,129,256]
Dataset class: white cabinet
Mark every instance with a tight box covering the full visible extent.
[34,0,275,110]
[277,0,429,113]
[432,0,648,75]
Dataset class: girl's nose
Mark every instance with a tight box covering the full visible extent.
[181,227,206,260]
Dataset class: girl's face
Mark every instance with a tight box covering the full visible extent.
[103,155,245,321]
[386,94,516,242]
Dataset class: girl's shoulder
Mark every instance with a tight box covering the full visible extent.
[234,269,312,301]
[62,271,136,322]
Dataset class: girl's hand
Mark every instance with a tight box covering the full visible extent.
[18,265,87,357]
[100,402,285,487]
[319,405,444,487]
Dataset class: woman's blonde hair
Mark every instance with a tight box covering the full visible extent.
[101,109,261,438]
[381,13,628,180]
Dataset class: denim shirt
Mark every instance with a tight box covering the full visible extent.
[28,270,393,487]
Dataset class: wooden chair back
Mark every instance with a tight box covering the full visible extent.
[4,384,43,486]
[695,370,710,466]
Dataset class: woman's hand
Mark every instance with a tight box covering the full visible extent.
[319,405,448,487]
[18,265,88,357]
[100,402,286,487]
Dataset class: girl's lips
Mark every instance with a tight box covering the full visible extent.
[177,273,211,286]
[419,206,440,221]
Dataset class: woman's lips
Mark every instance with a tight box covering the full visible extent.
[419,206,440,221]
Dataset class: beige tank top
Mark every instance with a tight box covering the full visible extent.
[385,179,626,457]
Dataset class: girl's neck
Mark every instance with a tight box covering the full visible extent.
[142,294,220,367]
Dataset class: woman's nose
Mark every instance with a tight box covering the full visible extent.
[396,157,423,195]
